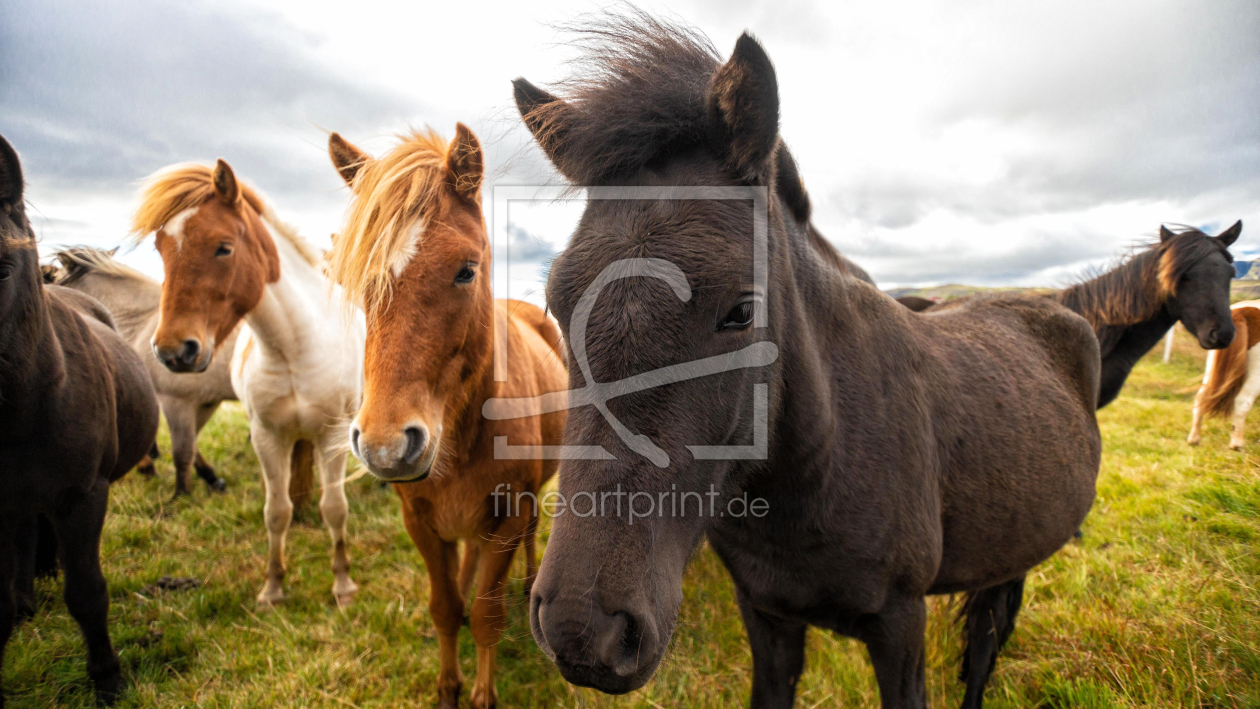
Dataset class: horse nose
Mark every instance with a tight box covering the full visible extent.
[355,423,432,481]
[153,338,203,372]
[532,593,658,691]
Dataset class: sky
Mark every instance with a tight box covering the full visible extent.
[3,0,1258,301]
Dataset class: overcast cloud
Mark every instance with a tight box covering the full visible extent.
[1,0,1257,292]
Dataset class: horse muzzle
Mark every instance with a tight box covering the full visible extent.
[350,422,440,482]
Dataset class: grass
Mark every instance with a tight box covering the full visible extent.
[4,327,1260,708]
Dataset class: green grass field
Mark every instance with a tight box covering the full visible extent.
[5,327,1259,708]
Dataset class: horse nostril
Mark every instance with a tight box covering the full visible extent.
[179,339,201,365]
[402,426,428,465]
[596,611,644,679]
[350,427,361,456]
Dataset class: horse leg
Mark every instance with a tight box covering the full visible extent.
[458,542,481,602]
[0,522,15,709]
[33,514,58,579]
[136,440,159,477]
[251,424,294,606]
[162,396,197,497]
[1229,356,1260,450]
[51,477,121,705]
[959,576,1025,709]
[12,515,37,623]
[193,402,226,491]
[858,595,928,709]
[316,445,357,606]
[734,586,806,709]
[468,506,531,709]
[1188,384,1207,445]
[522,502,540,597]
[401,506,463,709]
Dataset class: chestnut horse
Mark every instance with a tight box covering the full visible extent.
[325,126,566,709]
[514,15,1100,709]
[0,134,160,705]
[133,162,364,606]
[1188,301,1260,449]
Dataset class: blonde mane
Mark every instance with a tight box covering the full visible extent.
[55,247,154,286]
[326,129,451,312]
[129,162,323,268]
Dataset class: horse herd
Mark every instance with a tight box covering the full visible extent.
[0,15,1250,709]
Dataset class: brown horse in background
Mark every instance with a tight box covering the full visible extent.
[1188,302,1260,449]
[326,126,566,709]
[0,135,160,705]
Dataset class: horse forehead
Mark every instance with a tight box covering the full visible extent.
[161,206,199,248]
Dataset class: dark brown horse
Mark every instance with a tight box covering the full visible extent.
[513,15,1101,709]
[0,135,160,705]
[900,224,1240,408]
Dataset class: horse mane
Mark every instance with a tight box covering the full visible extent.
[326,129,452,313]
[129,162,323,268]
[54,247,154,287]
[1057,227,1232,330]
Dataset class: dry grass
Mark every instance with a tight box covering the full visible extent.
[4,327,1259,707]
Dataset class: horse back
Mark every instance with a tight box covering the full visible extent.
[45,287,160,483]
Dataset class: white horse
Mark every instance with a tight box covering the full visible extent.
[1188,300,1260,450]
[134,160,365,606]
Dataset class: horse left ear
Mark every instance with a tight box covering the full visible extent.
[707,32,780,179]
[212,159,239,205]
[447,122,483,202]
[0,134,25,206]
[1159,225,1176,243]
[1218,220,1243,247]
[329,132,371,188]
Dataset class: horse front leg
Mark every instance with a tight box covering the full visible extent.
[401,500,464,709]
[12,515,38,623]
[162,396,198,497]
[468,500,533,709]
[1188,385,1207,445]
[858,595,928,709]
[193,402,226,491]
[316,444,357,606]
[0,519,16,708]
[250,424,294,606]
[735,587,806,709]
[51,477,121,705]
[1229,366,1260,450]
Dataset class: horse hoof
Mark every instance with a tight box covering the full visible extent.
[91,670,122,706]
[470,685,497,709]
[256,587,285,607]
[137,464,157,478]
[1231,444,1245,451]
[1187,438,1200,446]
[207,477,227,493]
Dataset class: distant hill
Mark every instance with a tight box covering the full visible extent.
[884,284,1053,302]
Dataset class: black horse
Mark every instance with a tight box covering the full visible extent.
[0,135,159,705]
[900,224,1241,408]
[513,14,1101,709]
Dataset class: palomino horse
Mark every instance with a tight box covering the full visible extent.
[0,134,160,705]
[133,161,364,606]
[902,223,1241,408]
[514,15,1101,709]
[1188,300,1260,449]
[325,126,566,709]
[54,246,237,495]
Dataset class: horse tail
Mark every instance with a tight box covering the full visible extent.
[289,439,316,518]
[1201,308,1254,418]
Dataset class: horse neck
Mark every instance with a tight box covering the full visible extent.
[1057,250,1166,343]
[73,274,160,344]
[0,275,64,430]
[242,222,335,361]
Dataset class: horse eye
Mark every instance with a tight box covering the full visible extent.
[718,300,755,331]
[454,266,476,284]
[0,264,11,281]
[215,244,233,257]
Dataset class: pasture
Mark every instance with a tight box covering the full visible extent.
[4,327,1258,708]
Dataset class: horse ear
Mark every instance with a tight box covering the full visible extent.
[1159,225,1176,243]
[707,32,780,178]
[212,158,239,205]
[447,122,483,202]
[0,134,24,206]
[513,78,576,179]
[1218,220,1242,247]
[329,132,371,188]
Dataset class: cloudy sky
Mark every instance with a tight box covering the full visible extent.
[3,0,1258,298]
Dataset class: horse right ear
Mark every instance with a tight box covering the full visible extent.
[329,132,371,188]
[513,78,577,180]
[212,159,239,205]
[0,134,24,206]
[1159,225,1177,243]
